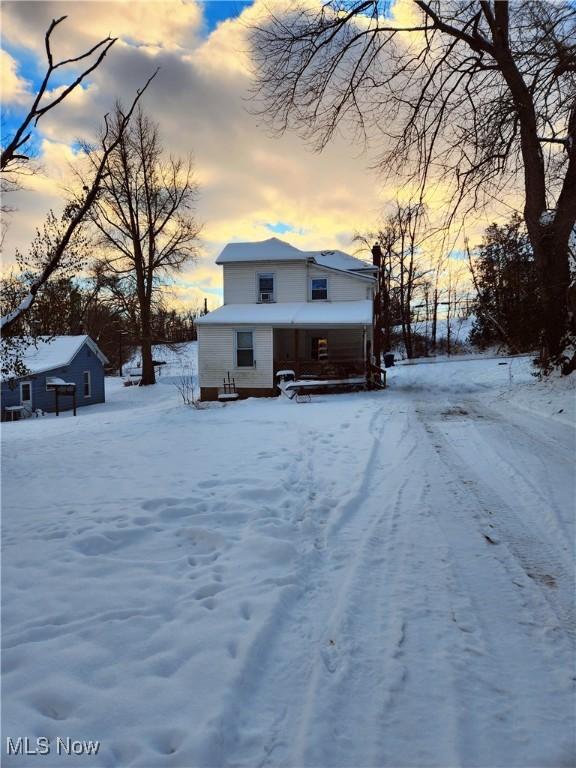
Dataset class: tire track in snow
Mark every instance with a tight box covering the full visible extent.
[196,401,410,767]
[413,397,575,766]
[472,398,575,552]
[293,472,415,768]
[418,397,575,639]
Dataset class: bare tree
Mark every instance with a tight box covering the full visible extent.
[362,201,429,358]
[0,73,157,336]
[87,107,200,385]
[251,1,576,370]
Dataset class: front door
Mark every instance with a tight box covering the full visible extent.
[20,381,33,411]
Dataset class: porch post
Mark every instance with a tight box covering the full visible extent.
[366,339,372,390]
[294,329,299,378]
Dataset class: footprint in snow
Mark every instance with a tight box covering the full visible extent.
[320,639,340,673]
[194,583,225,600]
[149,728,186,756]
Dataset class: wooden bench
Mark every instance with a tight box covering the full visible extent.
[278,376,367,401]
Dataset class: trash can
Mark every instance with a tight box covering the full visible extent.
[384,353,395,368]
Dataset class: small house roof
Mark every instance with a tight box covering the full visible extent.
[195,300,372,328]
[216,237,375,278]
[14,335,108,376]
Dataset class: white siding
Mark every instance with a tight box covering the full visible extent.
[309,266,372,301]
[198,326,274,389]
[223,262,306,304]
[223,261,373,304]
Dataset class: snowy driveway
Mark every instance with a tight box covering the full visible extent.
[2,357,574,768]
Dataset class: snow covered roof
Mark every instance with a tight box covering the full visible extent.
[46,377,76,387]
[216,237,375,278]
[217,238,302,264]
[310,249,376,274]
[13,335,108,376]
[196,300,372,327]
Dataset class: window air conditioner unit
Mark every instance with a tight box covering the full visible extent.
[260,292,274,303]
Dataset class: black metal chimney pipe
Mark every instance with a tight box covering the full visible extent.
[371,243,382,267]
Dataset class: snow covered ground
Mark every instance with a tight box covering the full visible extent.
[2,346,575,768]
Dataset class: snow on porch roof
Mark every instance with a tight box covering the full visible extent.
[14,335,108,376]
[195,300,373,327]
[216,237,374,275]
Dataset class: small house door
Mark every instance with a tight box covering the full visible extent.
[20,381,33,411]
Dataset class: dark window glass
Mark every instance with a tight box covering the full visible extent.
[258,273,275,301]
[258,275,274,292]
[237,349,254,367]
[311,278,328,300]
[236,331,254,367]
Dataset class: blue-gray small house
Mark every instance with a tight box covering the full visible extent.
[2,336,108,420]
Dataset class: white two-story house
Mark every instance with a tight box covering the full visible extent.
[196,237,376,400]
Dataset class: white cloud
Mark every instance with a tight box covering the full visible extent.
[2,0,510,302]
[0,48,30,104]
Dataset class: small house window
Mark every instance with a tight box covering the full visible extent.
[311,278,328,301]
[236,331,254,367]
[83,371,91,398]
[258,273,275,303]
[311,337,328,361]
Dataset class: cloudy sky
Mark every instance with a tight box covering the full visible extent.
[1,0,507,308]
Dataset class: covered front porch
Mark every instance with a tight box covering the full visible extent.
[273,327,368,380]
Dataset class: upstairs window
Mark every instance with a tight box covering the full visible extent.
[311,277,328,301]
[236,331,254,367]
[258,273,275,303]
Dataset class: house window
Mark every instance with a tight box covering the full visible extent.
[258,273,275,303]
[311,337,328,361]
[236,331,254,367]
[83,371,91,398]
[311,278,328,301]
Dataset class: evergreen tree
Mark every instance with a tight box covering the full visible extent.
[470,214,539,352]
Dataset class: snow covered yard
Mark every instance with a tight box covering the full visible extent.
[2,348,575,768]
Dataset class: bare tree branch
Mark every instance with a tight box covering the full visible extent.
[1,16,117,173]
[1,71,158,334]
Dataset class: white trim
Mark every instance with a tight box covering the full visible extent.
[19,381,33,408]
[77,337,109,367]
[234,329,256,368]
[83,370,91,398]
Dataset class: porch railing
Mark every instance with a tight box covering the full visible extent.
[274,359,365,380]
